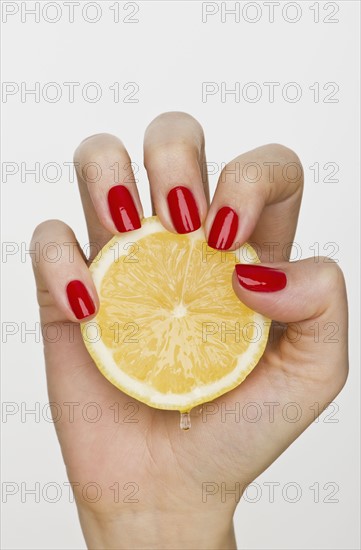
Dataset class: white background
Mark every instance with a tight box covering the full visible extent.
[1,1,360,549]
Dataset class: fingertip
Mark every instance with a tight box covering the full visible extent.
[66,279,98,322]
[107,184,142,233]
[234,264,287,293]
[231,264,289,319]
[166,185,202,234]
[206,206,239,250]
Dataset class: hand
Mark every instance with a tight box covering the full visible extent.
[31,112,348,550]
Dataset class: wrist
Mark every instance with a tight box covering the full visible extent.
[78,507,236,550]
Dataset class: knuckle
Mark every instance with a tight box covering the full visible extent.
[268,143,302,165]
[30,219,72,245]
[314,260,348,392]
[73,133,124,168]
[311,259,347,318]
[150,111,202,126]
[30,219,69,267]
[144,142,200,175]
[268,143,304,186]
[319,259,346,293]
[144,112,205,151]
[31,219,65,242]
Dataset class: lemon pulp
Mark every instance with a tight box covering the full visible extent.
[82,216,269,412]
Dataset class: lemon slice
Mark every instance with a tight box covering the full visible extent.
[81,216,270,412]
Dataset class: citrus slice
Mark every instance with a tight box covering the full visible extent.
[81,216,270,413]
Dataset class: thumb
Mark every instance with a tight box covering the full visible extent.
[233,257,348,364]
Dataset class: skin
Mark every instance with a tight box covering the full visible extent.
[31,112,348,549]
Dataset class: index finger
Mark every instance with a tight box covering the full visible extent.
[205,144,304,261]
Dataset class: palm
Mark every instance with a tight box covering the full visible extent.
[44,302,326,514]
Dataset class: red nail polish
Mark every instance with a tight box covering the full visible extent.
[167,186,201,234]
[235,265,287,292]
[108,185,141,232]
[66,280,96,319]
[208,206,239,250]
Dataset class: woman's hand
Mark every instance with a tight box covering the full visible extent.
[31,112,348,550]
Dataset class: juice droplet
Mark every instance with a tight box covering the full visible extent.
[180,411,191,430]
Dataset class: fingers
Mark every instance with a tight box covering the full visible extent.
[74,130,302,263]
[144,112,209,233]
[31,220,98,322]
[74,133,143,250]
[233,258,348,385]
[205,144,303,260]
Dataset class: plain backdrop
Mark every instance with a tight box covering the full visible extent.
[1,1,360,549]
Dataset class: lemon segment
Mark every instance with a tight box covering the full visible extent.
[81,216,269,412]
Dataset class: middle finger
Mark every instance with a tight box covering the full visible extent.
[144,111,209,234]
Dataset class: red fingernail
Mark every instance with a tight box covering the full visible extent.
[235,265,287,292]
[167,186,201,234]
[108,185,141,232]
[66,280,96,319]
[208,206,239,250]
